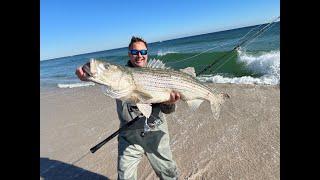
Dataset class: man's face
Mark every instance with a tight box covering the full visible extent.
[129,41,148,67]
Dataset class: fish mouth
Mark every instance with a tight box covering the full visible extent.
[82,59,97,77]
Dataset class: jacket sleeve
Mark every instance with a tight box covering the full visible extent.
[159,103,176,114]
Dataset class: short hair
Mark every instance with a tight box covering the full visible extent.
[128,36,148,50]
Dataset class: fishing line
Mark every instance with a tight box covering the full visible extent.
[69,151,91,166]
[196,16,279,95]
[197,16,279,75]
[160,18,269,67]
[241,18,279,49]
[197,50,236,75]
[55,16,280,173]
[236,16,279,49]
[237,22,265,45]
[196,51,240,96]
[40,151,92,177]
[179,16,278,74]
[169,20,266,67]
[165,40,238,66]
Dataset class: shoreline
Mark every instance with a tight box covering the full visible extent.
[41,82,279,92]
[40,83,279,179]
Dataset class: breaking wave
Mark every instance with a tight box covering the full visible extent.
[57,82,95,88]
[197,50,280,85]
[156,50,178,56]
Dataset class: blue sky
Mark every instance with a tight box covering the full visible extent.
[40,0,279,60]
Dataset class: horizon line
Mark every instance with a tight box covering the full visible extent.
[41,20,279,61]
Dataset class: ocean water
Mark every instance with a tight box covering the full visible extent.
[40,21,279,89]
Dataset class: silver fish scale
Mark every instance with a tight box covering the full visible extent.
[130,67,214,98]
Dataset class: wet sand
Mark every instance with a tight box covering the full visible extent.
[40,83,279,180]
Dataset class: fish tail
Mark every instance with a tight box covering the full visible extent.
[209,93,230,120]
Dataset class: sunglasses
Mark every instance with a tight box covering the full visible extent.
[129,49,148,55]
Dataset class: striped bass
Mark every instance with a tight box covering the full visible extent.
[82,58,230,119]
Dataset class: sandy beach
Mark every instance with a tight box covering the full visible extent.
[40,83,279,180]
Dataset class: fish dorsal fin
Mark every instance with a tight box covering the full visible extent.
[147,58,169,69]
[186,99,204,112]
[180,67,196,77]
[136,103,152,118]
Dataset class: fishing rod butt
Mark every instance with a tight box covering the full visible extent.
[89,116,141,154]
[90,146,98,153]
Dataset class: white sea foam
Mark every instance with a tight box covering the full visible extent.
[197,75,278,85]
[238,50,280,78]
[57,50,279,88]
[57,82,95,88]
[197,50,280,85]
[156,50,177,56]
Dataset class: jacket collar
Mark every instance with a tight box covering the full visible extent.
[126,60,135,67]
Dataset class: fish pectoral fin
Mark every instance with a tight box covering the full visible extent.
[100,85,126,99]
[180,67,196,77]
[186,99,204,112]
[136,103,152,118]
[133,90,153,102]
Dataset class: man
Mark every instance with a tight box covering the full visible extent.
[76,36,180,179]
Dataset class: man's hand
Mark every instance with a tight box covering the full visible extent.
[163,91,181,105]
[75,66,88,81]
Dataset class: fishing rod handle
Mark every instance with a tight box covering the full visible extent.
[90,129,120,153]
[89,116,143,153]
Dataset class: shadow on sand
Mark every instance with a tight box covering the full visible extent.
[40,157,109,180]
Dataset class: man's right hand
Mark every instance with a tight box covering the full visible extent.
[75,66,88,81]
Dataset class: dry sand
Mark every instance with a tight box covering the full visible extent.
[40,83,279,180]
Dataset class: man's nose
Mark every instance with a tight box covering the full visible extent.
[137,52,143,57]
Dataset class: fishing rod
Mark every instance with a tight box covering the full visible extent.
[197,16,280,75]
[89,16,280,154]
[197,50,235,75]
[90,115,143,153]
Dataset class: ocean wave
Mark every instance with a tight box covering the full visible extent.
[156,50,178,56]
[237,49,280,78]
[197,75,278,85]
[57,82,95,88]
[197,50,280,85]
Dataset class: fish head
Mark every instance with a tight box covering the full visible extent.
[82,58,130,87]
